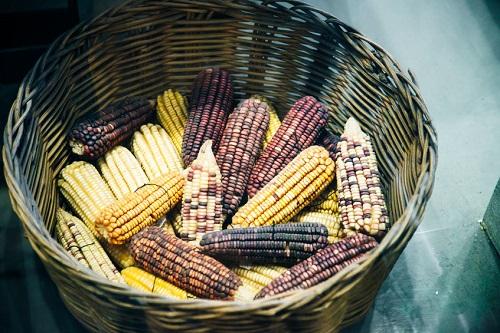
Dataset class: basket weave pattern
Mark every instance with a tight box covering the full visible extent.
[3,1,437,331]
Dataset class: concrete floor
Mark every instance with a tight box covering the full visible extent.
[1,0,499,332]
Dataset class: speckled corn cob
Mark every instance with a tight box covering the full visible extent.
[200,222,329,265]
[292,185,345,243]
[317,129,340,160]
[247,96,328,197]
[132,123,184,179]
[250,95,281,148]
[157,89,188,156]
[216,97,270,216]
[98,146,149,200]
[122,267,189,299]
[336,118,390,238]
[255,234,378,299]
[233,146,335,228]
[95,172,184,244]
[69,97,154,159]
[181,140,223,242]
[182,68,233,166]
[56,209,124,283]
[130,226,242,300]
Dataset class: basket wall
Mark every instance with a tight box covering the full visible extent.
[3,1,437,332]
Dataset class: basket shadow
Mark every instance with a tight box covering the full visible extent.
[464,0,500,62]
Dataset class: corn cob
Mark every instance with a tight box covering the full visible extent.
[200,222,329,265]
[181,140,223,242]
[233,265,287,293]
[292,185,345,243]
[98,146,149,200]
[101,242,135,268]
[95,172,184,244]
[255,234,378,299]
[233,146,334,228]
[156,89,188,156]
[250,94,281,148]
[182,68,233,166]
[317,129,340,160]
[167,205,183,236]
[247,96,328,197]
[158,215,177,236]
[132,123,184,179]
[336,117,390,238]
[122,267,189,299]
[69,97,154,159]
[130,226,242,300]
[56,209,124,283]
[215,97,270,216]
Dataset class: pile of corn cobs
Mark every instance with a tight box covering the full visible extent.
[56,68,390,301]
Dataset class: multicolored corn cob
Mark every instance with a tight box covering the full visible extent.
[233,146,335,228]
[130,226,242,300]
[233,265,287,298]
[250,94,281,148]
[255,234,378,299]
[247,96,328,197]
[182,68,233,166]
[200,222,329,265]
[181,140,223,242]
[156,89,188,156]
[56,209,124,283]
[317,129,340,160]
[132,123,184,179]
[291,184,345,243]
[216,97,270,216]
[95,172,184,244]
[98,146,149,200]
[122,267,190,299]
[336,117,390,238]
[69,97,154,159]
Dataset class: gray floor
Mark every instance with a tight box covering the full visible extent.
[1,1,499,332]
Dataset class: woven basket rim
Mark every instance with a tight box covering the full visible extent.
[2,0,438,314]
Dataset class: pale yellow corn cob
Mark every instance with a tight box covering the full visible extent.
[233,265,287,300]
[156,89,188,156]
[56,209,124,283]
[232,146,335,228]
[132,123,184,179]
[122,267,189,299]
[101,242,135,268]
[251,95,281,148]
[98,146,149,200]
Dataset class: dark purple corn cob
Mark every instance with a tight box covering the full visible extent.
[130,226,242,300]
[182,68,233,166]
[247,96,328,197]
[316,129,340,160]
[216,97,270,216]
[69,97,153,159]
[200,222,329,265]
[254,234,378,299]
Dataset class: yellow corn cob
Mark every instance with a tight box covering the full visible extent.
[251,95,281,148]
[101,243,135,268]
[132,123,184,179]
[95,172,184,244]
[58,161,115,233]
[56,209,124,283]
[181,140,223,243]
[233,265,287,300]
[232,146,335,228]
[336,118,390,237]
[122,267,189,299]
[156,89,188,156]
[291,185,345,243]
[98,146,149,200]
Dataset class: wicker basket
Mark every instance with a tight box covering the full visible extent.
[3,1,437,331]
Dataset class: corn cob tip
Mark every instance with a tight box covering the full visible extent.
[344,117,362,135]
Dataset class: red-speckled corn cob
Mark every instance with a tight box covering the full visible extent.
[182,68,233,166]
[69,97,154,159]
[336,118,390,238]
[247,96,328,197]
[130,226,242,300]
[95,172,184,244]
[317,129,340,160]
[200,222,329,265]
[233,146,335,228]
[216,97,270,216]
[157,89,188,156]
[181,140,223,243]
[250,95,281,148]
[255,234,378,299]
